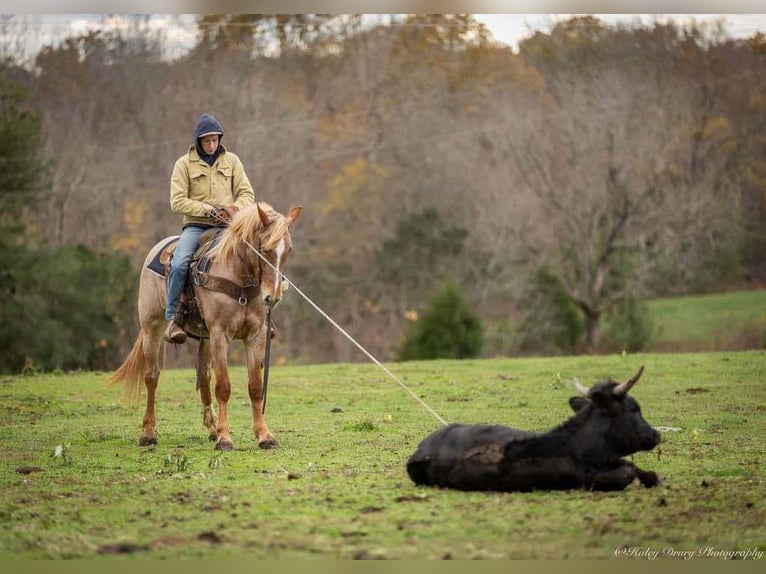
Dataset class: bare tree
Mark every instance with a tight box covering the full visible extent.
[511,19,742,350]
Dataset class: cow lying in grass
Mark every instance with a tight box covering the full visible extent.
[407,366,660,492]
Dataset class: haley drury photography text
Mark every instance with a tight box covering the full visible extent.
[615,546,764,560]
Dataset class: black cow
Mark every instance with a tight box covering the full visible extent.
[407,366,660,492]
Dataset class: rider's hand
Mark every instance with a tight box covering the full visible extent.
[212,205,238,223]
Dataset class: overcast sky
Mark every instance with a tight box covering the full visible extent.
[5,13,766,62]
[64,13,766,51]
[474,13,766,49]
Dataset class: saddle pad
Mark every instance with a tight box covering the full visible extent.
[146,236,180,278]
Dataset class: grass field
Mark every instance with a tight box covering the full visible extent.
[1,351,764,559]
[648,290,766,352]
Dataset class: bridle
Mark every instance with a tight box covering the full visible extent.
[234,238,262,303]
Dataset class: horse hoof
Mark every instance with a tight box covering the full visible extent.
[215,440,234,452]
[258,437,278,450]
[139,436,157,446]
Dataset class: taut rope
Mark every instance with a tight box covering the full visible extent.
[243,238,448,427]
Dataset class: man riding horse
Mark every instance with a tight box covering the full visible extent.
[165,113,255,344]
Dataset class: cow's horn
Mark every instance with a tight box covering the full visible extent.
[573,377,590,397]
[614,365,645,396]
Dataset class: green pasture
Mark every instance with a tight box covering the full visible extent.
[647,290,766,352]
[1,352,764,559]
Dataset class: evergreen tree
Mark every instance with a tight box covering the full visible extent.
[0,75,48,245]
[375,208,468,303]
[399,281,483,361]
[517,268,584,355]
[602,295,654,353]
[0,74,135,373]
[0,246,135,372]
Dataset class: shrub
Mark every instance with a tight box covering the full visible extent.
[398,281,483,360]
[602,295,653,353]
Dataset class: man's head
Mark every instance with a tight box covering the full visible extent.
[194,113,224,157]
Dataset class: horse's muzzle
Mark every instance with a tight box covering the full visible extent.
[263,294,281,308]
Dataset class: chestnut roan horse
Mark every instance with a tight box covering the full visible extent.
[111,202,302,451]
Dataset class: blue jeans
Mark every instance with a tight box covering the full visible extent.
[166,225,209,321]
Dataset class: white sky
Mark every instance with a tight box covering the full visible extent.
[74,14,766,51]
[6,13,766,62]
[474,14,766,49]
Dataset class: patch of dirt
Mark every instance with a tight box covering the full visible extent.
[394,494,429,503]
[97,542,149,554]
[197,530,224,544]
[16,466,44,475]
[353,549,387,559]
[685,387,711,394]
[170,491,193,503]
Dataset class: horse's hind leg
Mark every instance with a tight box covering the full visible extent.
[140,327,162,446]
[196,339,218,441]
[246,331,277,449]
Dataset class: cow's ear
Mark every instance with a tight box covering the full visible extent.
[569,397,589,412]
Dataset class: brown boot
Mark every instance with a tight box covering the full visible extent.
[163,317,187,344]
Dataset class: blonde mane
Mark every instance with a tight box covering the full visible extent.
[208,202,290,265]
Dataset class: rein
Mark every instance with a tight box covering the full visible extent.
[192,209,263,306]
[261,307,272,413]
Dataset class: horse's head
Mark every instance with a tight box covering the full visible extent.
[254,203,302,308]
[209,202,302,309]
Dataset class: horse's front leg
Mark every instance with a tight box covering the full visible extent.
[209,329,234,451]
[245,331,277,449]
[196,339,218,442]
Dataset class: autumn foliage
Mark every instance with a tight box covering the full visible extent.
[1,15,764,368]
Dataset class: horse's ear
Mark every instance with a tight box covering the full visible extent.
[285,206,303,227]
[257,203,271,227]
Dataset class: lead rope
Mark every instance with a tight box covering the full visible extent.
[243,238,448,427]
[261,307,272,414]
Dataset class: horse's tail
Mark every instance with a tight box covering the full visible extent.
[110,330,146,402]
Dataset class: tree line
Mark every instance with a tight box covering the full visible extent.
[0,14,764,372]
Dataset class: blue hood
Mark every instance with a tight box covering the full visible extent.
[194,113,224,165]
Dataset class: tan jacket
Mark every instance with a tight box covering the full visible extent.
[170,144,255,227]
